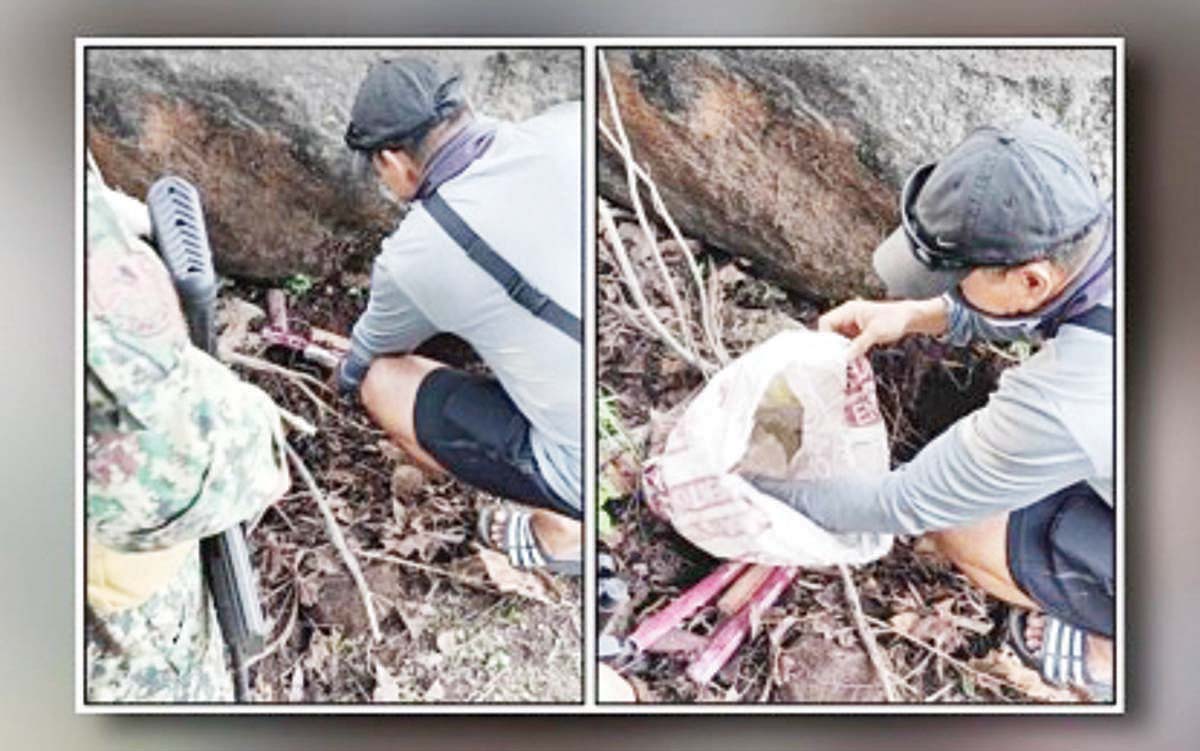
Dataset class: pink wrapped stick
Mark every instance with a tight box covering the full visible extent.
[627,561,748,652]
[686,566,798,685]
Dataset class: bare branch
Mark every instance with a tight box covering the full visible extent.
[285,444,382,642]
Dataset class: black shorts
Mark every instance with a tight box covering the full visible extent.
[1006,481,1114,637]
[412,368,578,519]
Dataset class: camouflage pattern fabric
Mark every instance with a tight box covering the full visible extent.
[85,172,288,702]
[86,547,233,702]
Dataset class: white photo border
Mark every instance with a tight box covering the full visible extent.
[75,35,1124,715]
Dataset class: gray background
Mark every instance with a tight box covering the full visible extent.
[2,0,1197,749]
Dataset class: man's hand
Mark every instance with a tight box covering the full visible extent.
[331,356,352,398]
[818,297,949,360]
[331,355,366,402]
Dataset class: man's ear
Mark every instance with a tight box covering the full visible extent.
[1016,260,1060,305]
[376,149,399,171]
[381,149,421,180]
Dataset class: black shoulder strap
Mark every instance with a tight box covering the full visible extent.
[423,192,581,344]
[1063,305,1114,337]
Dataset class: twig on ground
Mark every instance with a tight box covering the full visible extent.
[838,563,899,702]
[598,53,699,359]
[357,551,574,611]
[597,55,729,365]
[227,350,382,438]
[248,496,301,535]
[864,614,1023,699]
[925,681,957,703]
[285,443,382,642]
[245,588,299,670]
[599,200,714,374]
[227,350,330,392]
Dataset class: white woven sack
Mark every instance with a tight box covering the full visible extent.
[644,329,893,566]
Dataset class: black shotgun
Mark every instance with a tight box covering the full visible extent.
[147,175,265,702]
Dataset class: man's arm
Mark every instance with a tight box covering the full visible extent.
[819,297,949,359]
[339,251,439,394]
[752,371,1097,535]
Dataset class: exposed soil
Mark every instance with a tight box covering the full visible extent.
[221,276,581,704]
[597,208,1078,704]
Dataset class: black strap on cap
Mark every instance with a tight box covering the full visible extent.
[1063,305,1114,337]
[423,191,581,344]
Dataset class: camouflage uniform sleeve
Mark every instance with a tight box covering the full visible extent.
[86,173,289,553]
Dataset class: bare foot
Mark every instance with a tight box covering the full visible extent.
[486,506,581,561]
[529,510,582,561]
[1025,613,1113,694]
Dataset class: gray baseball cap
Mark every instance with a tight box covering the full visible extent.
[873,118,1105,299]
[344,58,464,153]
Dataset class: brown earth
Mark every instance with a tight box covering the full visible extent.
[225,279,581,704]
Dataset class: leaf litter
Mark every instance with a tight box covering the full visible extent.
[221,278,581,704]
[597,209,1076,704]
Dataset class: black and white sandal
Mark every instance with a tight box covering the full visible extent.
[477,504,582,577]
[1008,610,1113,702]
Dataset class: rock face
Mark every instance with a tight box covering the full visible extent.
[86,48,581,280]
[599,48,1114,301]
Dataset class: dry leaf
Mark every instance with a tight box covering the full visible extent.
[808,610,841,641]
[391,465,425,498]
[391,498,408,530]
[372,661,400,702]
[717,262,748,286]
[659,357,689,377]
[969,647,1079,703]
[296,575,320,607]
[324,468,359,488]
[396,603,426,641]
[600,450,641,498]
[377,440,405,463]
[475,549,554,603]
[889,611,920,635]
[384,531,443,561]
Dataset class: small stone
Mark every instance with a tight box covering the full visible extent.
[391,465,425,498]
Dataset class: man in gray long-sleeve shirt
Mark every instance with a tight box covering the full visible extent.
[755,119,1115,700]
[335,58,581,574]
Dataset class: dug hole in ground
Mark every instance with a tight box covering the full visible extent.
[595,50,1092,705]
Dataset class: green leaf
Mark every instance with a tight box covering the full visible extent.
[283,273,314,297]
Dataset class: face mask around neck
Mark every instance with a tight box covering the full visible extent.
[946,214,1114,344]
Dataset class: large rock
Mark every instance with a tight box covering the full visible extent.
[86,48,581,280]
[599,48,1114,302]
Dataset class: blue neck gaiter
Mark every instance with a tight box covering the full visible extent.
[414,118,498,201]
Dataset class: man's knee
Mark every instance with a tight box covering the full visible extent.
[360,355,440,418]
[925,514,1009,567]
[926,526,967,563]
